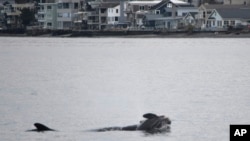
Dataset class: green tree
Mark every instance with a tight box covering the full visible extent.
[20,8,36,27]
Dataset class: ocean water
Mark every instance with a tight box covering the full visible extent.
[0,37,250,141]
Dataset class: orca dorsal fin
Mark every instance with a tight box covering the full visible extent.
[143,113,158,119]
[34,123,54,131]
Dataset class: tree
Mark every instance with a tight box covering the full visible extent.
[20,8,36,27]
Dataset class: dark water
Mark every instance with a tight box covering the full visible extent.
[0,37,250,141]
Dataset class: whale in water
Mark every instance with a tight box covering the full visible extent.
[27,123,56,132]
[95,113,171,133]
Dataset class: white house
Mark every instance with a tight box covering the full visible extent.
[107,3,127,25]
[207,8,250,31]
[197,4,250,30]
[183,12,198,26]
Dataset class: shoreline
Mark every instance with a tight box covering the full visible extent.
[1,30,250,38]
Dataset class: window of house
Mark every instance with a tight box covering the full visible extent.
[40,6,44,10]
[63,21,71,28]
[224,21,229,26]
[74,3,78,9]
[212,21,215,26]
[115,17,119,21]
[139,6,144,10]
[166,12,172,17]
[47,22,52,26]
[101,9,106,13]
[116,9,118,13]
[182,13,187,16]
[217,21,222,27]
[230,21,235,26]
[63,13,70,18]
[58,3,62,9]
[155,10,160,15]
[167,3,172,8]
[58,13,63,17]
[47,5,52,10]
[63,3,69,9]
[207,21,211,27]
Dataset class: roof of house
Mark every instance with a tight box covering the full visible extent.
[170,0,187,5]
[216,8,250,19]
[151,0,168,10]
[144,14,164,20]
[128,0,161,5]
[201,4,250,10]
[98,2,120,8]
[189,12,198,18]
[151,0,193,10]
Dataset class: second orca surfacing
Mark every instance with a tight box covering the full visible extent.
[26,123,56,132]
[94,113,171,134]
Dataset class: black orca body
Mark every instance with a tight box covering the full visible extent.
[27,123,56,132]
[95,113,171,134]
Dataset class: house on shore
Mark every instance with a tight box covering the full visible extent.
[0,1,35,29]
[183,12,198,27]
[142,0,198,30]
[126,0,161,28]
[106,2,128,29]
[206,7,250,31]
[37,0,84,29]
[197,4,250,31]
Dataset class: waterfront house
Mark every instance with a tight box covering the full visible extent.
[84,1,120,30]
[106,2,127,28]
[197,4,250,30]
[57,0,83,29]
[73,11,88,29]
[38,0,84,30]
[98,2,120,30]
[183,12,198,27]
[38,0,57,29]
[142,0,198,30]
[206,7,250,31]
[163,0,198,18]
[126,0,161,27]
[0,1,35,29]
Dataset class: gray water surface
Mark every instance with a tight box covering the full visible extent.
[0,37,250,141]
